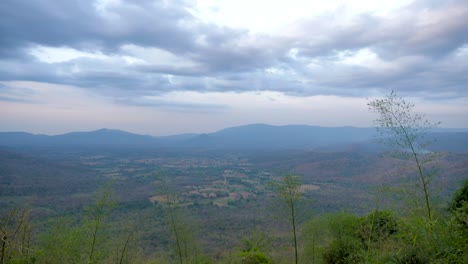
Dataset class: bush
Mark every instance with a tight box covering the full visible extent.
[322,240,361,264]
[358,210,398,245]
[450,179,468,212]
[450,179,468,234]
[239,250,272,264]
[236,233,272,264]
[321,213,362,264]
[393,245,430,264]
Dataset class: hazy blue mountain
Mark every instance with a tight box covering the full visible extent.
[0,124,467,152]
[427,132,468,153]
[0,132,50,146]
[155,133,199,146]
[0,129,158,147]
[183,124,377,150]
[53,128,155,146]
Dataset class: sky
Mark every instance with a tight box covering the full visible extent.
[1,0,467,136]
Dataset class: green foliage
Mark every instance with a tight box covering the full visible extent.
[154,173,205,264]
[110,222,139,264]
[358,210,398,246]
[392,212,468,264]
[451,201,468,236]
[239,250,272,264]
[326,213,360,243]
[451,178,468,209]
[237,231,272,264]
[274,175,302,204]
[0,209,33,264]
[304,216,329,264]
[84,183,116,263]
[37,217,88,263]
[446,179,468,262]
[302,205,468,264]
[321,213,362,264]
[35,184,117,264]
[393,245,431,264]
[450,178,468,232]
[2,132,468,263]
[322,240,361,264]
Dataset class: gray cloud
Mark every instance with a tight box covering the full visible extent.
[0,0,195,53]
[0,0,467,101]
[114,97,228,113]
[0,83,38,103]
[294,0,468,59]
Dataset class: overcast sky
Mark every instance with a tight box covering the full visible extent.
[1,0,467,135]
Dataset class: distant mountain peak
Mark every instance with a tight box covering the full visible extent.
[0,125,467,153]
[95,128,115,132]
[92,128,128,134]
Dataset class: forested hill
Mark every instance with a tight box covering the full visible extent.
[1,124,467,152]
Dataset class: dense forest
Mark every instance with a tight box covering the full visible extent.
[1,94,467,263]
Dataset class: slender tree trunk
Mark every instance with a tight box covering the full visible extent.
[88,216,101,263]
[392,111,432,219]
[1,235,6,264]
[279,175,302,264]
[291,199,298,264]
[119,232,133,264]
[411,150,431,219]
[401,122,431,219]
[168,203,183,264]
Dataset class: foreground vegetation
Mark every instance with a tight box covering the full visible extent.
[1,178,467,263]
[1,92,467,263]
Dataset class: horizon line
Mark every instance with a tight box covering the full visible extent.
[1,123,468,137]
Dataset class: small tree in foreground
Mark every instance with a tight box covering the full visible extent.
[274,174,302,264]
[321,213,362,264]
[368,91,439,219]
[154,173,202,264]
[238,231,272,264]
[0,208,32,264]
[85,183,116,263]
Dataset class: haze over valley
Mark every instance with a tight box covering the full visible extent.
[1,0,467,263]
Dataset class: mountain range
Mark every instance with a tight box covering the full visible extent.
[1,124,467,153]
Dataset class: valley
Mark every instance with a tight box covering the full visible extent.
[1,141,467,262]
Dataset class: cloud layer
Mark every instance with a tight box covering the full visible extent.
[1,0,467,101]
[1,0,467,134]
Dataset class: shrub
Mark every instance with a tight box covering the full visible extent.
[321,213,362,264]
[450,179,468,235]
[393,245,430,264]
[358,210,398,245]
[450,179,468,212]
[322,240,361,264]
[239,250,272,264]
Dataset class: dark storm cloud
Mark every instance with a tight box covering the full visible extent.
[0,0,467,100]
